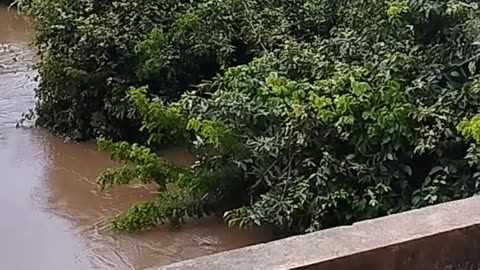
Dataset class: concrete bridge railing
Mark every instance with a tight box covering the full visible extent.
[151,196,480,270]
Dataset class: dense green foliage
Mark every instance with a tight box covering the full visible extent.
[29,0,480,234]
[24,0,336,139]
[23,0,198,139]
[89,0,480,233]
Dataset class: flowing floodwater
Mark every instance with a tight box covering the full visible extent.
[0,6,270,270]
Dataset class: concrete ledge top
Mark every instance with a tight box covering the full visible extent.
[151,196,480,270]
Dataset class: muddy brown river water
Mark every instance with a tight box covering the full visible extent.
[0,6,269,270]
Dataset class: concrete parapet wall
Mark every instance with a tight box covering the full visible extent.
[153,196,480,270]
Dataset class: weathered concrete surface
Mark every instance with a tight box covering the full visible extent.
[153,196,480,270]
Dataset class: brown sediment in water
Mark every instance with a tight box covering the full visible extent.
[0,6,270,270]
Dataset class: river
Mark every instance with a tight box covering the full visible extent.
[0,6,269,270]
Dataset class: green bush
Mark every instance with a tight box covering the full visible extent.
[94,0,480,234]
[24,0,336,139]
[23,0,199,139]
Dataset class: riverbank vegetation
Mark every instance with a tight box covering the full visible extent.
[24,0,480,234]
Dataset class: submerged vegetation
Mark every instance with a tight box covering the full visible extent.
[24,0,480,234]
